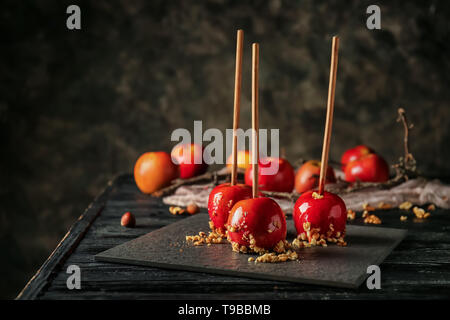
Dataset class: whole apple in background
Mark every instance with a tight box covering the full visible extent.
[295,160,336,194]
[227,197,287,250]
[134,152,179,194]
[340,145,374,171]
[207,183,252,235]
[226,150,251,170]
[171,143,208,179]
[344,153,390,182]
[293,191,346,240]
[244,157,295,193]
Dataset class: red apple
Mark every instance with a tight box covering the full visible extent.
[340,145,373,171]
[171,143,208,179]
[293,191,347,241]
[344,153,389,182]
[294,160,336,194]
[244,157,295,193]
[227,197,287,251]
[207,183,252,235]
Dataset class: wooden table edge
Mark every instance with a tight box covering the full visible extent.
[15,173,128,300]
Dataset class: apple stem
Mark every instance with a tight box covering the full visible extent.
[252,43,259,198]
[231,30,244,186]
[318,36,339,195]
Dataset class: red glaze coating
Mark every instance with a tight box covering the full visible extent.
[293,191,346,238]
[171,143,208,179]
[340,145,373,171]
[207,183,252,234]
[294,160,336,194]
[244,157,295,193]
[344,153,389,183]
[227,197,287,250]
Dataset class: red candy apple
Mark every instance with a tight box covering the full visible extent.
[208,183,252,235]
[293,191,347,241]
[227,197,287,251]
[244,157,295,193]
[171,143,208,179]
[295,160,336,194]
[344,153,389,183]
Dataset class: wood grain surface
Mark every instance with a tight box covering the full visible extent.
[18,174,450,299]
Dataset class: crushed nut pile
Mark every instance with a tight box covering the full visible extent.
[185,230,227,246]
[250,251,299,263]
[292,222,347,248]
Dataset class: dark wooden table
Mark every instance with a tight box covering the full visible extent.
[17,174,450,299]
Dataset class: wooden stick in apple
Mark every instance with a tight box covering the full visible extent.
[318,36,339,195]
[207,31,252,235]
[292,36,347,245]
[231,29,244,186]
[226,43,288,253]
[251,42,259,198]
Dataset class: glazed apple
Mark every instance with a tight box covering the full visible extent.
[244,157,295,193]
[134,152,179,194]
[226,150,251,170]
[227,197,287,251]
[171,143,208,179]
[344,153,390,183]
[295,160,336,194]
[340,145,373,171]
[293,191,346,241]
[208,183,252,235]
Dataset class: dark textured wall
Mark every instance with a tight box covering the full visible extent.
[1,0,449,298]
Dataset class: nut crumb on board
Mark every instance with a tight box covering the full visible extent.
[253,251,299,263]
[185,230,227,246]
[400,215,408,221]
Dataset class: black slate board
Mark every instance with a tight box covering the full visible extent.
[95,213,407,289]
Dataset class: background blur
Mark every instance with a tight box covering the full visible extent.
[1,0,450,298]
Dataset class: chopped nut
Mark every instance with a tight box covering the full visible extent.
[364,214,382,224]
[427,204,436,211]
[248,257,255,262]
[412,206,430,219]
[169,206,185,215]
[400,215,408,221]
[378,202,392,210]
[399,201,413,210]
[254,250,299,263]
[362,203,376,211]
[347,209,356,221]
[362,210,369,218]
[312,192,324,199]
[303,222,311,232]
